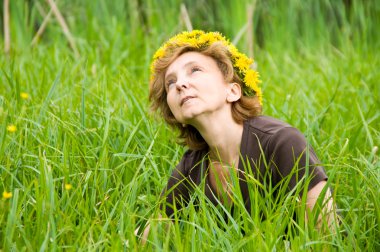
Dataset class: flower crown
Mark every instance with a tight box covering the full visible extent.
[150,30,262,105]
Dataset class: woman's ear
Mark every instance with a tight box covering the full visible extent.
[226,82,242,103]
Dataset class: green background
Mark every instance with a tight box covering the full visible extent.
[0,0,379,250]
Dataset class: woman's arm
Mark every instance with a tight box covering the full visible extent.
[266,127,338,230]
[306,180,338,231]
[134,223,150,246]
[134,214,163,246]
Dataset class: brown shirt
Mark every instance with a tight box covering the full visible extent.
[161,116,328,217]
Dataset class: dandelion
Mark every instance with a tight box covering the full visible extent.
[20,92,30,100]
[234,56,253,72]
[6,124,17,133]
[153,47,165,60]
[244,69,261,91]
[65,183,72,190]
[2,190,12,199]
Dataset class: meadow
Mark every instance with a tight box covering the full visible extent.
[0,0,379,250]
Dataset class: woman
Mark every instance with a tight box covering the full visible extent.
[138,30,336,242]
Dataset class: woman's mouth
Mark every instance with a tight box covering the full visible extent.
[180,96,195,106]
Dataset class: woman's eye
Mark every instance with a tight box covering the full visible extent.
[191,66,201,73]
[166,79,175,88]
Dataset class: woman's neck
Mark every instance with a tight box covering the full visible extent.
[191,112,244,166]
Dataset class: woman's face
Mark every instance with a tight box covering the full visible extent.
[165,51,232,125]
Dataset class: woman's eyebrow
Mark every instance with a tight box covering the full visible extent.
[165,72,175,81]
[165,61,198,79]
[183,61,198,69]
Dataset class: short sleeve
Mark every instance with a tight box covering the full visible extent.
[160,151,193,217]
[268,127,327,192]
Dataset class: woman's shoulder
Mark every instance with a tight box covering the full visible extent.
[245,115,294,136]
[244,115,310,152]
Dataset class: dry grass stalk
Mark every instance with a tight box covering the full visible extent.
[180,3,193,31]
[246,1,257,70]
[233,1,257,70]
[46,0,80,58]
[232,23,248,46]
[3,0,10,54]
[31,2,54,46]
[246,3,255,59]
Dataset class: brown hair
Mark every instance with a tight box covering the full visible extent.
[149,42,262,150]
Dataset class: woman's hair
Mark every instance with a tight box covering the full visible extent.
[149,40,262,150]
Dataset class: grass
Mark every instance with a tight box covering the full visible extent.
[0,0,379,250]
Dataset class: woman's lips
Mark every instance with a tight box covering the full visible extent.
[180,96,195,106]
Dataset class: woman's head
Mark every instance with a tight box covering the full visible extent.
[149,30,262,150]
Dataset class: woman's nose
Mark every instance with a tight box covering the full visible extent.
[175,78,189,90]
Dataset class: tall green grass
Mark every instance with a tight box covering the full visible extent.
[1,0,379,250]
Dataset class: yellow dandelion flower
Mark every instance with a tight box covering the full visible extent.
[20,92,30,100]
[197,36,210,45]
[244,70,261,88]
[7,124,17,133]
[227,45,237,56]
[65,183,72,190]
[187,38,198,46]
[153,48,165,60]
[255,88,263,105]
[234,56,253,71]
[150,62,155,74]
[2,191,12,199]
[211,32,223,41]
[244,69,262,103]
[191,30,203,37]
[202,33,216,43]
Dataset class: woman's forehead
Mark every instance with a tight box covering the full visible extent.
[165,51,217,76]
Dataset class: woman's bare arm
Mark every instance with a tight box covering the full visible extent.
[306,180,338,230]
[134,214,163,246]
